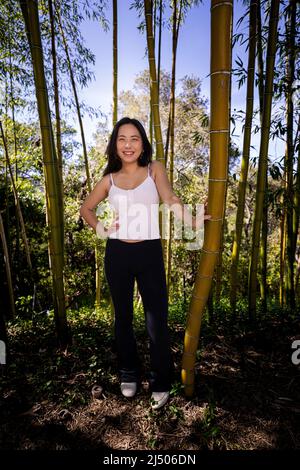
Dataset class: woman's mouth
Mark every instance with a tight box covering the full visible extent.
[123,151,134,156]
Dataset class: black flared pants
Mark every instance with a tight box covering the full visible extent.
[104,238,172,392]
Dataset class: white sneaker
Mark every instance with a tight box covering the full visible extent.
[120,382,137,398]
[151,391,170,410]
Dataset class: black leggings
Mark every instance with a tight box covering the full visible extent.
[104,238,172,392]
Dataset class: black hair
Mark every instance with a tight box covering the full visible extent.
[102,117,152,176]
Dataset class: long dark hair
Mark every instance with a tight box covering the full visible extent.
[103,117,152,176]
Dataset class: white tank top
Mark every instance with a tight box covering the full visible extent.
[107,163,160,240]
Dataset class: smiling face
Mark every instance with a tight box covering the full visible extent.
[116,123,143,165]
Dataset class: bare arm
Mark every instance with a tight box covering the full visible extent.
[80,175,119,237]
[152,161,211,229]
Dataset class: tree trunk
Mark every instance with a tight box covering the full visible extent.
[182,0,232,397]
[248,0,280,320]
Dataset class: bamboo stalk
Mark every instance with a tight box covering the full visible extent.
[0,121,33,273]
[49,0,63,213]
[0,211,16,319]
[55,2,103,307]
[113,0,118,126]
[230,0,257,309]
[182,0,233,397]
[144,0,164,163]
[20,0,69,346]
[284,0,296,309]
[248,0,280,319]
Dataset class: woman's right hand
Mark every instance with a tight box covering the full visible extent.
[106,216,120,236]
[96,217,120,239]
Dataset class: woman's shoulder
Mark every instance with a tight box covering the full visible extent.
[96,173,112,194]
[150,160,166,178]
[150,160,165,172]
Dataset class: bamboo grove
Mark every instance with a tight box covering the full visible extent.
[0,1,299,394]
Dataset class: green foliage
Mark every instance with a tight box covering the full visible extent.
[201,400,220,441]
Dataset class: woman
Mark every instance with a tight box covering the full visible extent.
[80,117,210,410]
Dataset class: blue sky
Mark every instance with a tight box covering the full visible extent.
[72,0,284,162]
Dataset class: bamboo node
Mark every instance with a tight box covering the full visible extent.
[196,274,213,280]
[201,248,219,254]
[208,178,227,182]
[210,70,231,76]
[182,352,195,357]
[211,1,233,10]
[185,332,199,341]
[191,293,208,302]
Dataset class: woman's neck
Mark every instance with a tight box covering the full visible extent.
[120,161,140,175]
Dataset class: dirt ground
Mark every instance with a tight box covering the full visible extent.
[0,311,299,451]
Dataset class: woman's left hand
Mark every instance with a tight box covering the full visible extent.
[192,198,211,230]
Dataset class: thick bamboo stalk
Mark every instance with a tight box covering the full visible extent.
[20,0,69,345]
[230,0,257,309]
[144,0,164,163]
[215,0,233,304]
[248,0,280,319]
[182,0,232,397]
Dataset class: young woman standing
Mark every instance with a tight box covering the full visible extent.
[80,117,210,409]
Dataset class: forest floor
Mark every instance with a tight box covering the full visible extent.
[0,303,300,451]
